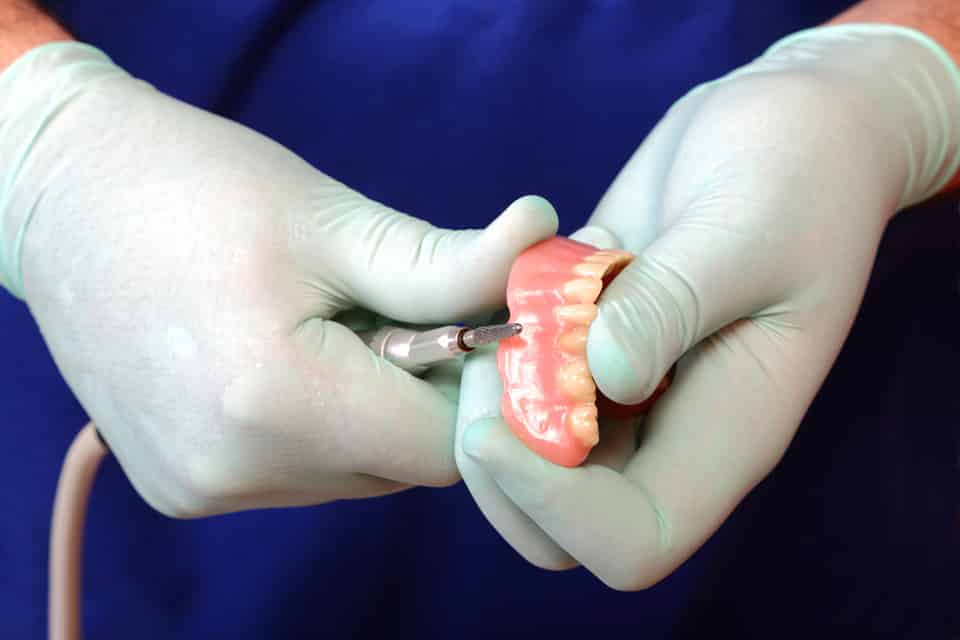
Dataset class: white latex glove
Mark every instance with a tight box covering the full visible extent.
[456,24,960,589]
[0,43,558,517]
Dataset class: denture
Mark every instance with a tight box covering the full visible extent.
[497,237,670,467]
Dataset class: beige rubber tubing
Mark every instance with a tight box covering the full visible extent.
[49,422,108,640]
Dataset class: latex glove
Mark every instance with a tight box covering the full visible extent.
[0,43,558,517]
[456,24,960,589]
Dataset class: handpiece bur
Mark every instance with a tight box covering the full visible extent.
[459,323,522,349]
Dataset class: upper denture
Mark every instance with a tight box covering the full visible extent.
[497,238,671,467]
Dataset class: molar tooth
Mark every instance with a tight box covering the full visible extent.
[558,326,589,354]
[557,359,596,400]
[567,404,599,447]
[555,304,598,325]
[573,262,608,278]
[562,277,602,304]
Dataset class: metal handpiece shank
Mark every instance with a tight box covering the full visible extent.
[358,323,522,374]
[358,325,465,375]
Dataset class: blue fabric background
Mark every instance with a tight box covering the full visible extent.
[2,1,956,637]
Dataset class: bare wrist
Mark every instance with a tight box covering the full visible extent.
[0,0,72,70]
[0,41,117,298]
[829,1,960,197]
[763,25,960,211]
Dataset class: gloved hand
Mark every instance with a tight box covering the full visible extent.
[456,24,960,589]
[0,42,558,517]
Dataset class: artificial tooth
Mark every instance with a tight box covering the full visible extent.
[567,404,599,447]
[594,249,633,260]
[584,253,616,265]
[557,359,596,400]
[558,326,589,354]
[555,303,598,325]
[562,277,602,304]
[573,262,608,278]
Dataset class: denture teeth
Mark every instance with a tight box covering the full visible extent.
[572,262,608,279]
[557,359,596,400]
[584,254,615,264]
[562,277,603,304]
[498,237,642,468]
[555,304,598,325]
[595,249,633,260]
[567,404,599,447]
[558,326,589,354]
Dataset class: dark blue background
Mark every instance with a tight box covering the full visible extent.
[2,1,956,637]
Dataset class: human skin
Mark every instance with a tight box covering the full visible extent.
[832,0,960,61]
[492,0,960,472]
[0,1,70,70]
[455,0,960,591]
[6,0,960,536]
[0,2,562,516]
[832,1,960,194]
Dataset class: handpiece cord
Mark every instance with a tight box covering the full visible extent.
[49,422,108,640]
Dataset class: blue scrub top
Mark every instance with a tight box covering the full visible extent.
[3,2,957,637]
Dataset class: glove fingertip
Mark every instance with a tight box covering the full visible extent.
[587,312,650,405]
[461,417,501,462]
[569,224,622,250]
[483,195,559,248]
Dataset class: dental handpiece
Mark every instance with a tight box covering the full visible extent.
[357,323,522,375]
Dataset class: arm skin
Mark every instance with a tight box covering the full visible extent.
[830,0,960,194]
[1,1,957,79]
[0,0,71,69]
[2,0,957,189]
[0,0,70,292]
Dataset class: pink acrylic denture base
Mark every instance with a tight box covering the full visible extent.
[497,237,668,467]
